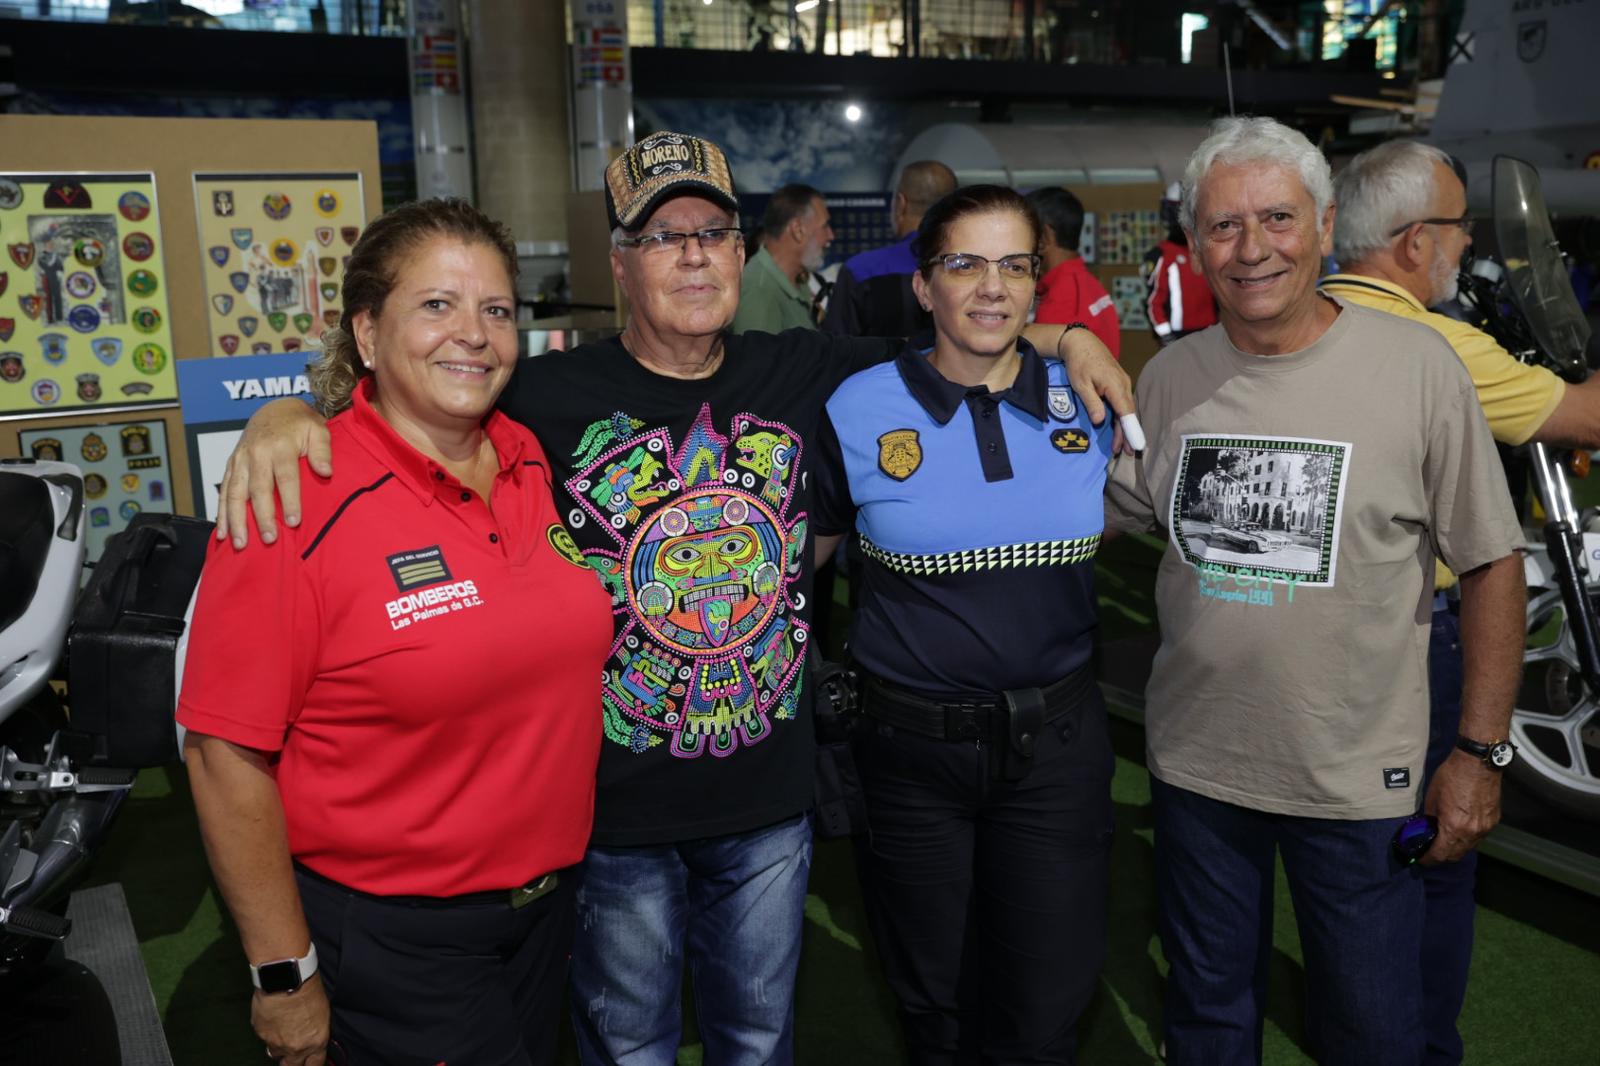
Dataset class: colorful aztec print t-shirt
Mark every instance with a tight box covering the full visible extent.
[498,330,891,846]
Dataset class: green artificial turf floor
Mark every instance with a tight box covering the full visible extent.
[81,535,1600,1064]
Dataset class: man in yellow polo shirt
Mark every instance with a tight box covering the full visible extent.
[1325,139,1600,1066]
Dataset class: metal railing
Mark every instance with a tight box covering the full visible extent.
[628,1,1440,76]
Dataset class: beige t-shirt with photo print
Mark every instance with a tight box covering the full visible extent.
[1106,297,1522,819]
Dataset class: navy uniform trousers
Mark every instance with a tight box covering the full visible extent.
[851,683,1115,1065]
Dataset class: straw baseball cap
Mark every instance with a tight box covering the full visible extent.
[604,131,739,232]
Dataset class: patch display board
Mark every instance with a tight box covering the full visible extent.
[1112,275,1150,331]
[1065,183,1169,386]
[192,172,366,357]
[1098,209,1165,265]
[0,115,381,516]
[19,416,175,564]
[0,171,178,416]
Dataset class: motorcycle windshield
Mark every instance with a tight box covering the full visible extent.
[1493,156,1591,378]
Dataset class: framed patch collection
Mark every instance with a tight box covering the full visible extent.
[192,172,366,358]
[0,171,179,416]
[18,417,174,560]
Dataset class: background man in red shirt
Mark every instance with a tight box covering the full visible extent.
[1027,186,1121,357]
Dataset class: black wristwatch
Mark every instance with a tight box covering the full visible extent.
[250,943,318,994]
[1456,735,1516,771]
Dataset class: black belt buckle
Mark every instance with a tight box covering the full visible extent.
[943,701,986,742]
[997,687,1046,781]
[509,872,558,909]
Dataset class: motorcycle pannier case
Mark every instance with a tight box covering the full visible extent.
[67,513,214,768]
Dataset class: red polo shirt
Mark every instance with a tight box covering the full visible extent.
[1034,256,1120,358]
[178,380,613,896]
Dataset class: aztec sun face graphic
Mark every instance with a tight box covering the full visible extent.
[632,489,784,652]
[567,405,808,760]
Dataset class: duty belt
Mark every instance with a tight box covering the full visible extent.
[861,664,1093,744]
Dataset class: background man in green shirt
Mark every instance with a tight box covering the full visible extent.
[733,183,832,333]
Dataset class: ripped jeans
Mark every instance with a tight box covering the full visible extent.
[569,814,813,1066]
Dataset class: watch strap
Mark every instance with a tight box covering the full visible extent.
[1455,734,1515,769]
[250,942,318,993]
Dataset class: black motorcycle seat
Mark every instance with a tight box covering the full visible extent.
[0,472,53,633]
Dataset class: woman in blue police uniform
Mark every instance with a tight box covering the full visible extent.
[813,185,1115,1065]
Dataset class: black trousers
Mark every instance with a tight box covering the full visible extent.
[851,682,1115,1065]
[296,864,575,1066]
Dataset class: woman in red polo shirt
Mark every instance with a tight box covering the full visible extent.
[178,199,612,1066]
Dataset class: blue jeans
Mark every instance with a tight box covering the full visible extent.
[569,815,812,1066]
[1423,605,1475,1065]
[1152,778,1425,1066]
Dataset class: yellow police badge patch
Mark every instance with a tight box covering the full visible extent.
[547,523,590,569]
[877,429,922,481]
[1050,428,1090,453]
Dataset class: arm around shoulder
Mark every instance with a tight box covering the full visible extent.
[1027,323,1136,445]
[218,398,332,549]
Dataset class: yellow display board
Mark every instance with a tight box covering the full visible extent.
[0,171,179,416]
[192,172,366,357]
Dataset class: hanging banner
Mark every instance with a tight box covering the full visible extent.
[176,349,314,520]
[0,171,178,417]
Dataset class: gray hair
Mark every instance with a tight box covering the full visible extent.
[1180,116,1334,238]
[1331,140,1453,265]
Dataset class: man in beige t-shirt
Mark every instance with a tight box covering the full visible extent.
[1105,117,1525,1066]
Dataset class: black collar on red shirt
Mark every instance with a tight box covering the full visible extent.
[896,335,1051,426]
[344,377,530,506]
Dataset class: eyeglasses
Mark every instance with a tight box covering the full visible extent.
[1390,813,1438,866]
[1388,214,1475,238]
[925,252,1041,282]
[615,228,743,254]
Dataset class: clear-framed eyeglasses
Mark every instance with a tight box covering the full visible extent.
[924,252,1042,282]
[615,228,744,254]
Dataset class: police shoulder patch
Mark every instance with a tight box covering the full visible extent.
[877,428,922,481]
[1047,386,1076,423]
[1050,428,1090,454]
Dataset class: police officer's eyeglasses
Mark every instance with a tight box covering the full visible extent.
[615,228,743,253]
[1387,214,1475,238]
[925,252,1041,282]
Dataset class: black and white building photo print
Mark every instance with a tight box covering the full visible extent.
[1169,435,1350,587]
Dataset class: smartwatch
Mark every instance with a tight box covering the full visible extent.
[250,942,318,994]
[1456,734,1516,771]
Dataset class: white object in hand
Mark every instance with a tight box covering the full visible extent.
[1119,413,1146,452]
